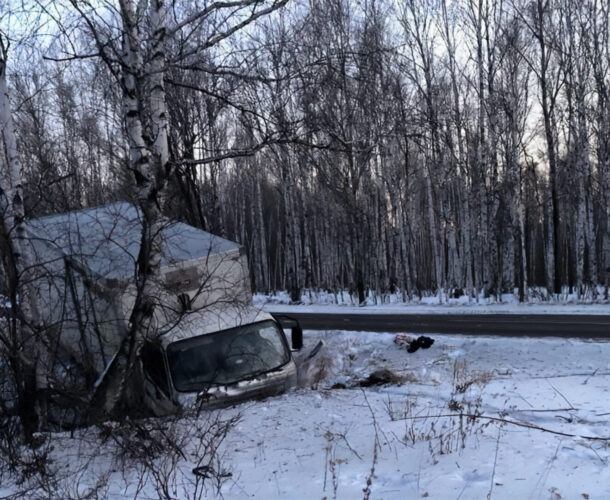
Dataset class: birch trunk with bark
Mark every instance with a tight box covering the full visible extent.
[591,0,609,295]
[441,0,473,297]
[576,71,597,290]
[90,0,171,420]
[255,175,270,292]
[0,39,48,435]
[534,0,562,294]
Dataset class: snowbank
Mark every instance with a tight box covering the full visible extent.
[255,289,610,315]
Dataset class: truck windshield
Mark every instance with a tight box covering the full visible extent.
[167,320,291,391]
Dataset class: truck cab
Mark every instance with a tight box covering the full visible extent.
[141,308,300,412]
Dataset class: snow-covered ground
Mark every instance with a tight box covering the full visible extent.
[255,289,610,315]
[216,331,610,500]
[3,329,610,500]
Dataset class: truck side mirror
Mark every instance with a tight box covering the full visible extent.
[272,315,303,351]
[291,323,303,351]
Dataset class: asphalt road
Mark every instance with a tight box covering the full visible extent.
[272,312,610,338]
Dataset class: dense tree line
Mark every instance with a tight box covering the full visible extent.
[5,0,610,305]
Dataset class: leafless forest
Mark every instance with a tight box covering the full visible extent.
[2,0,609,306]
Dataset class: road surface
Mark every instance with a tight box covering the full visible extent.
[272,312,610,338]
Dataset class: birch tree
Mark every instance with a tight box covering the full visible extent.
[400,0,445,295]
[589,0,609,295]
[517,0,563,294]
[496,15,531,300]
[0,33,47,436]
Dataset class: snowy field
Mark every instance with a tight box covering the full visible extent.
[3,329,610,500]
[213,331,610,500]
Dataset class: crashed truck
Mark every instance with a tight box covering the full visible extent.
[28,202,304,417]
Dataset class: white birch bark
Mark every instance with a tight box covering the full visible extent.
[469,0,491,296]
[255,175,269,292]
[441,1,472,296]
[518,186,528,301]
[0,39,49,430]
[91,0,171,418]
[577,82,597,288]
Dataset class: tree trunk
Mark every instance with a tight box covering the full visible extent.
[90,0,171,420]
[0,40,48,435]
